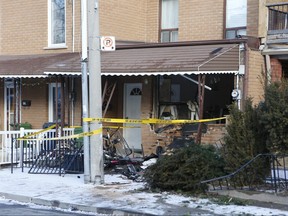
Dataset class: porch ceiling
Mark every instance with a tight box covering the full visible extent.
[0,42,240,77]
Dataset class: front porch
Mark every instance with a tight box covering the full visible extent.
[0,122,227,168]
[0,127,75,168]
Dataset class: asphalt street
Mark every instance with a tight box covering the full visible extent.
[0,202,94,216]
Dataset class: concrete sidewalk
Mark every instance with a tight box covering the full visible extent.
[0,167,212,216]
[1,167,288,216]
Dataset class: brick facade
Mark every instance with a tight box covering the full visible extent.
[0,1,273,155]
[270,58,283,82]
[100,0,147,42]
[0,0,267,52]
[179,0,224,41]
[247,49,265,105]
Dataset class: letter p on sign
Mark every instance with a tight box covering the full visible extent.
[100,36,116,51]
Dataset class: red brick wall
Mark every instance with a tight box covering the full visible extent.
[140,76,159,155]
[270,58,283,82]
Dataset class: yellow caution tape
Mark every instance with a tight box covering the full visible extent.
[84,117,226,124]
[20,124,57,140]
[17,128,102,141]
[103,126,140,129]
[17,116,226,141]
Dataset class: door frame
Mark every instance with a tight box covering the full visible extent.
[123,83,142,151]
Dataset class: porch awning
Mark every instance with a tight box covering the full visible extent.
[0,53,78,78]
[0,41,240,77]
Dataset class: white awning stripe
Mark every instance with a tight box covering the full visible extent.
[44,72,82,76]
[0,75,48,78]
[44,70,239,77]
[101,71,239,76]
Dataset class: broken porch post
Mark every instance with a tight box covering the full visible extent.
[196,74,206,144]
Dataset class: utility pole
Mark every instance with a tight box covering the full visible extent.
[81,0,91,183]
[88,0,104,184]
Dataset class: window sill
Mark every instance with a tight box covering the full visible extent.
[43,45,68,50]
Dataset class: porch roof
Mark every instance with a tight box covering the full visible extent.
[0,41,240,77]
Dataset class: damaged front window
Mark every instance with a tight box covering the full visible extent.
[158,76,196,120]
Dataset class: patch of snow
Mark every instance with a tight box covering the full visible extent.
[0,167,287,215]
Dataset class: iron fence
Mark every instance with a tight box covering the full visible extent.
[201,154,288,193]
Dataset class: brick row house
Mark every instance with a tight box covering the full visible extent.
[0,0,285,156]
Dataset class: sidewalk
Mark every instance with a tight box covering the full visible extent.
[0,167,288,215]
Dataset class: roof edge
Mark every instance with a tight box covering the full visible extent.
[116,39,245,50]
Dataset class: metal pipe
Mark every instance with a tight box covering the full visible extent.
[181,74,212,90]
[81,0,91,183]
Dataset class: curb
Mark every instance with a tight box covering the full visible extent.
[209,190,288,211]
[211,190,288,205]
[0,192,154,216]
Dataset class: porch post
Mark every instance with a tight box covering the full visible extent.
[196,74,206,144]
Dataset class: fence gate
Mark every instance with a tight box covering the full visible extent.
[28,139,83,175]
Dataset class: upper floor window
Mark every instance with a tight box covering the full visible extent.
[225,0,247,39]
[48,0,66,47]
[268,4,288,32]
[161,0,178,42]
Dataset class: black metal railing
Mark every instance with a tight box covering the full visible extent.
[201,154,288,193]
[268,3,288,32]
[10,137,84,175]
[27,139,84,175]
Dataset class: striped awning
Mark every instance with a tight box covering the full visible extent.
[0,41,240,78]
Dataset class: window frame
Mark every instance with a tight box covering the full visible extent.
[48,0,66,48]
[160,0,179,42]
[224,0,247,39]
[225,27,247,39]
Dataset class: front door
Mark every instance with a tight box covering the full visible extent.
[48,83,62,123]
[123,83,142,151]
[4,79,20,131]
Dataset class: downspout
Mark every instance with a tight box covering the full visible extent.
[72,0,75,52]
[236,72,241,109]
[236,44,241,110]
[243,43,249,109]
[71,77,75,126]
[19,79,22,124]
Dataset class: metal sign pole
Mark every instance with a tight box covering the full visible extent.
[81,0,91,183]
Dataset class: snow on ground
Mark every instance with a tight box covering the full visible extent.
[164,194,287,216]
[0,167,288,215]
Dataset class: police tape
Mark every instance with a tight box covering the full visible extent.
[19,124,57,140]
[18,124,86,141]
[103,126,140,129]
[17,128,102,141]
[83,116,227,124]
[17,117,226,141]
